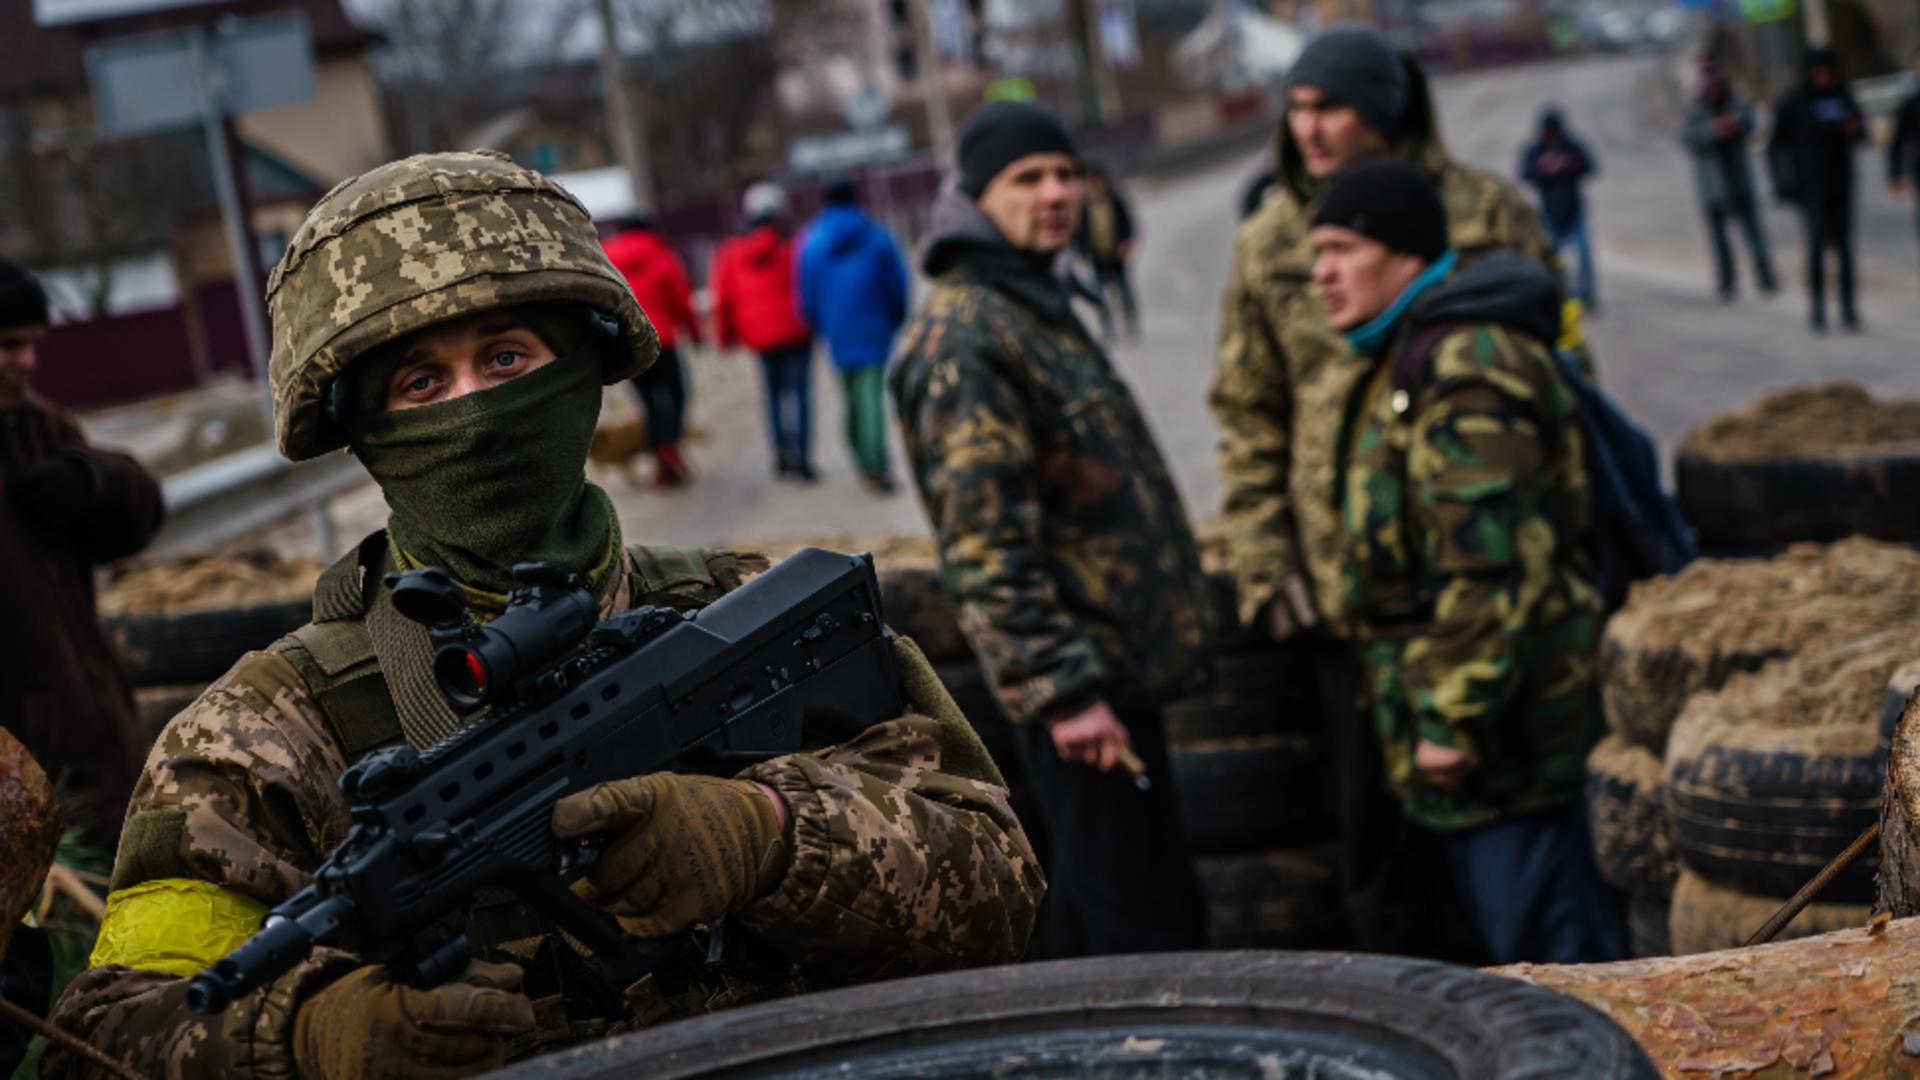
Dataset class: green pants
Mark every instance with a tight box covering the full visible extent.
[841,365,891,479]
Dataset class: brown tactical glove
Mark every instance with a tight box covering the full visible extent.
[551,772,787,938]
[293,960,535,1080]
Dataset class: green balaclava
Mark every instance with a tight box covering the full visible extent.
[342,303,620,613]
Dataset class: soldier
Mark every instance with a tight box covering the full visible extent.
[44,151,1044,1078]
[890,102,1211,957]
[1312,160,1623,964]
[1209,24,1564,957]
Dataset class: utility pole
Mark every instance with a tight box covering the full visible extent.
[1076,0,1123,124]
[1802,0,1831,47]
[595,0,654,215]
[907,0,955,166]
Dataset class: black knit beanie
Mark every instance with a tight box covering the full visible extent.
[957,101,1078,198]
[1312,160,1449,262]
[0,258,49,330]
[1286,25,1409,143]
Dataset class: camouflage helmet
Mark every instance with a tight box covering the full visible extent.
[266,149,657,461]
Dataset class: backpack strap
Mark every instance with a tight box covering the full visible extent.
[275,531,405,761]
[1388,321,1464,402]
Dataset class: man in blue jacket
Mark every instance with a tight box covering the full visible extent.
[800,178,910,493]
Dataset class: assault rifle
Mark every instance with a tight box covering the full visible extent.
[187,547,901,1015]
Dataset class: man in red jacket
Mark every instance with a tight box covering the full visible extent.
[712,182,816,481]
[0,257,164,845]
[603,215,701,486]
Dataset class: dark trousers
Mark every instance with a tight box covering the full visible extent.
[1093,259,1138,340]
[1706,195,1777,295]
[1315,639,1624,966]
[1802,197,1857,326]
[0,925,52,1075]
[1011,701,1208,958]
[628,345,687,448]
[756,343,813,470]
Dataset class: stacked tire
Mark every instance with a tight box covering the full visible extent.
[880,564,1344,951]
[1590,541,1920,955]
[108,597,313,744]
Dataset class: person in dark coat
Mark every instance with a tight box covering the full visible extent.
[1519,107,1598,309]
[1768,46,1865,332]
[0,257,164,845]
[1683,62,1778,300]
[1888,47,1920,277]
[1073,162,1139,340]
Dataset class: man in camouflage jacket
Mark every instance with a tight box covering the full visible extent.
[44,151,1043,1079]
[1311,160,1621,964]
[1209,24,1568,956]
[890,102,1211,956]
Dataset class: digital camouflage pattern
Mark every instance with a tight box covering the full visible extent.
[266,149,656,461]
[1341,320,1603,831]
[42,548,1044,1077]
[1211,88,1557,636]
[890,260,1211,725]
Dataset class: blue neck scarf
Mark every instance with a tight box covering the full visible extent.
[1344,249,1459,356]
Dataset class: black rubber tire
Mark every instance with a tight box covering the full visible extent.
[1665,741,1882,903]
[1625,892,1670,959]
[1585,734,1677,898]
[1194,847,1347,950]
[1666,869,1868,957]
[1169,735,1328,854]
[105,599,312,687]
[1675,449,1920,549]
[1599,629,1785,757]
[493,951,1659,1079]
[879,566,971,664]
[1163,647,1316,745]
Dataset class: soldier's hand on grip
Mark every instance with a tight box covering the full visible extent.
[552,772,787,937]
[294,960,534,1080]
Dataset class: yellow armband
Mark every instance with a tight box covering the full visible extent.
[87,879,267,977]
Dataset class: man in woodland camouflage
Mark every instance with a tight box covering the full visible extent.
[45,150,1043,1078]
[1210,24,1569,955]
[1312,160,1621,964]
[891,102,1211,957]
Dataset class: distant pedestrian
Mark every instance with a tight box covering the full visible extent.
[1683,62,1778,300]
[798,178,908,494]
[1519,107,1599,309]
[0,257,163,847]
[1888,47,1920,277]
[713,182,816,480]
[603,215,699,486]
[1768,46,1865,333]
[1074,162,1139,340]
[892,101,1212,958]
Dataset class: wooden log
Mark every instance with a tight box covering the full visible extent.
[1494,916,1920,1078]
[0,726,61,962]
[1877,688,1920,917]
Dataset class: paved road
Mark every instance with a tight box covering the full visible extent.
[283,53,1920,560]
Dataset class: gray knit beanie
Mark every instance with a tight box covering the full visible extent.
[1286,25,1409,143]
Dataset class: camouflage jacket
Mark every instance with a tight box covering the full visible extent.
[1211,69,1559,636]
[1340,255,1603,831]
[44,539,1043,1077]
[890,191,1210,724]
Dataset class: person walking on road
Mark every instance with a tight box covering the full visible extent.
[1768,46,1865,332]
[603,216,699,486]
[798,178,908,494]
[713,182,816,480]
[0,257,163,848]
[892,101,1212,959]
[1311,160,1624,965]
[1210,23,1564,962]
[1519,107,1599,310]
[1073,162,1139,341]
[1888,47,1920,277]
[1684,62,1778,301]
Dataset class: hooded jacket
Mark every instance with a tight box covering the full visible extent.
[1338,252,1600,830]
[1210,50,1557,635]
[1518,108,1595,233]
[711,223,809,352]
[602,227,701,351]
[1766,54,1865,206]
[1682,86,1760,208]
[889,185,1211,723]
[798,204,909,372]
